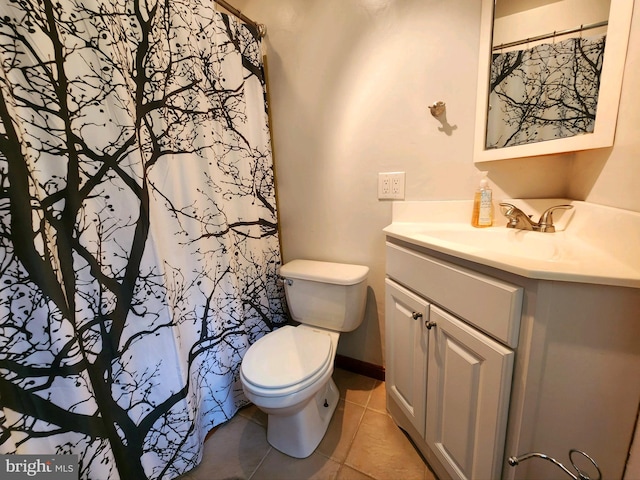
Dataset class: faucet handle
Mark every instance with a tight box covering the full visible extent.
[499,203,519,228]
[499,202,524,218]
[499,203,535,229]
[538,204,574,233]
[499,202,516,213]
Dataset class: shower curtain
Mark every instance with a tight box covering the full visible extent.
[487,34,606,149]
[0,0,286,478]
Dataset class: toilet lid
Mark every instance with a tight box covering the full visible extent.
[241,326,332,390]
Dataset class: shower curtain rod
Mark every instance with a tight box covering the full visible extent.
[492,20,608,51]
[214,0,266,38]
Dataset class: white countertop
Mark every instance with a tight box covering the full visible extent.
[383,200,640,289]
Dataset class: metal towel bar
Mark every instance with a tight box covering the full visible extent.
[508,449,601,480]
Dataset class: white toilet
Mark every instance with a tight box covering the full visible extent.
[240,259,369,458]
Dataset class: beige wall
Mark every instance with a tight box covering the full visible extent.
[569,7,640,211]
[228,0,639,368]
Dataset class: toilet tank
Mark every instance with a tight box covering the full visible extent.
[279,260,369,332]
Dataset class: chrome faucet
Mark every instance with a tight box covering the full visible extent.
[499,203,574,233]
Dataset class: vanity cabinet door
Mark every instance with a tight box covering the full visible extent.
[385,278,429,437]
[426,305,514,480]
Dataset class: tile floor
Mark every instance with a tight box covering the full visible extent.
[179,368,437,480]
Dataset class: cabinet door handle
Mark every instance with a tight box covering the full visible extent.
[425,320,437,330]
[411,312,423,320]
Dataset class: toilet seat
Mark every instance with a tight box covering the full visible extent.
[241,325,333,397]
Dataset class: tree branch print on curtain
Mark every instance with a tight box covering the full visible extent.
[487,34,606,148]
[0,0,286,478]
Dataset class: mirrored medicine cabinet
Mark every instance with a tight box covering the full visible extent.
[473,0,634,163]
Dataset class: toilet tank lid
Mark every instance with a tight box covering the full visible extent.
[280,259,369,285]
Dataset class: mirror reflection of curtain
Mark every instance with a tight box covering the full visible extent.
[487,34,606,149]
[0,0,286,478]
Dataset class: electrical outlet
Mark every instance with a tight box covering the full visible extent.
[378,172,405,200]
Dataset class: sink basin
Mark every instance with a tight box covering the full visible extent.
[383,200,640,288]
[387,223,599,268]
[409,225,569,262]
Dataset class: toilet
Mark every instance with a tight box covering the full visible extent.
[240,259,369,458]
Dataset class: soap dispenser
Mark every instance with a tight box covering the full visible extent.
[471,171,493,228]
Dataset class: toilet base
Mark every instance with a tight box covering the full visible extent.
[266,377,339,459]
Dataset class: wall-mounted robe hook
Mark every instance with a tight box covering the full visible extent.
[429,101,446,118]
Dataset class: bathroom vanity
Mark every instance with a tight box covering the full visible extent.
[383,200,640,480]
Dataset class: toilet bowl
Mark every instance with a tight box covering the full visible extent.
[240,325,340,458]
[240,259,369,458]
